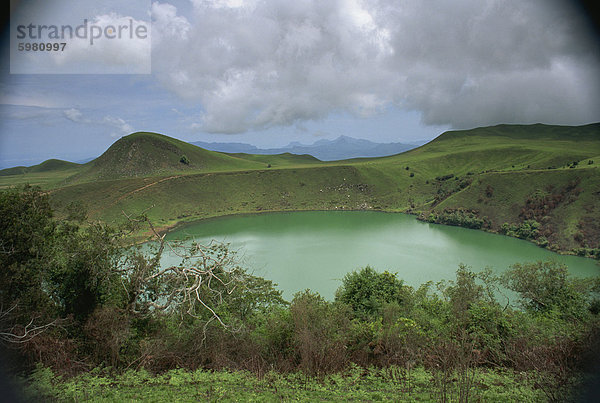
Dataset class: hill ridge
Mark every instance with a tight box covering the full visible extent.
[435,122,600,142]
[0,158,80,177]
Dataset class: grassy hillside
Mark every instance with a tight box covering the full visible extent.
[0,159,83,189]
[67,132,271,182]
[371,125,599,252]
[2,123,599,254]
[226,151,322,166]
[0,159,80,176]
[369,122,600,173]
[49,165,375,228]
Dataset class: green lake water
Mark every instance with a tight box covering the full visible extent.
[163,211,599,300]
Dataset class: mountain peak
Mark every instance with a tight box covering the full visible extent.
[193,135,420,161]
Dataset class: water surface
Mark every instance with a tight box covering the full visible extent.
[163,211,599,300]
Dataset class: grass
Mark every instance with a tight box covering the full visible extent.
[49,165,376,229]
[22,365,549,402]
[0,158,80,177]
[0,168,82,189]
[1,123,599,251]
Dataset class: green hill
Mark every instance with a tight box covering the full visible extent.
[433,122,600,141]
[0,133,323,189]
[67,132,271,182]
[65,132,327,183]
[344,123,600,253]
[0,158,80,176]
[2,123,599,255]
[378,122,599,171]
[0,159,83,189]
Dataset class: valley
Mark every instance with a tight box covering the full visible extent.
[2,123,598,256]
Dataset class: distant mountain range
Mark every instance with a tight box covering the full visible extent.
[0,135,425,170]
[190,135,426,161]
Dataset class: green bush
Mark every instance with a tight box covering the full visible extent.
[335,267,410,317]
[427,208,487,229]
[290,290,351,374]
[501,261,596,321]
[500,220,540,240]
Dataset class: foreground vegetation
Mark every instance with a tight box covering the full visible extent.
[2,186,600,401]
[21,364,549,402]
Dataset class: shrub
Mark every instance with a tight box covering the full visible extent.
[427,208,487,229]
[290,290,350,374]
[0,186,56,318]
[501,261,594,320]
[435,174,454,181]
[500,220,540,240]
[335,267,410,318]
[84,307,132,367]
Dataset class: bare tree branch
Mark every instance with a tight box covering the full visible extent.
[121,210,246,331]
[0,304,63,345]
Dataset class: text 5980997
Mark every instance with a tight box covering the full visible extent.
[18,42,67,51]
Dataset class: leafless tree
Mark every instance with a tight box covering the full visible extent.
[0,304,62,345]
[120,211,245,331]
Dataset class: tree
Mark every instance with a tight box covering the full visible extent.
[48,221,124,322]
[0,186,56,319]
[501,261,594,320]
[335,266,409,317]
[119,213,278,331]
[290,290,350,374]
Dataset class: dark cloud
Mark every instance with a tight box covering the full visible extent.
[152,0,600,133]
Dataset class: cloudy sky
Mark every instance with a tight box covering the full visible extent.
[0,0,598,168]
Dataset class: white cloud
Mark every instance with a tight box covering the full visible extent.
[0,106,57,121]
[64,108,84,122]
[48,13,151,74]
[0,94,62,109]
[150,0,600,132]
[102,116,134,136]
[152,2,191,42]
[62,108,134,136]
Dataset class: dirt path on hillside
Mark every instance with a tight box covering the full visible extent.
[113,175,183,205]
[85,175,184,218]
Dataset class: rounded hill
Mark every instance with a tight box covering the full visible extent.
[0,159,80,177]
[70,132,265,181]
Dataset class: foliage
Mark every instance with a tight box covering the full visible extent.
[335,266,410,317]
[2,185,600,401]
[290,290,351,374]
[426,208,488,229]
[49,221,124,322]
[501,261,596,321]
[0,185,56,317]
[500,220,541,240]
[21,364,548,402]
[10,258,599,401]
